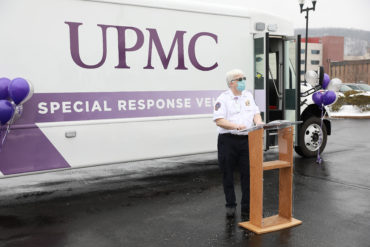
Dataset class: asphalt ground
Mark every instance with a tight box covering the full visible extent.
[0,119,370,247]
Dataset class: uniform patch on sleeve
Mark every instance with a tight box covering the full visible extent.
[215,102,221,111]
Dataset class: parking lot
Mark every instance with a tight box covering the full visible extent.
[0,119,369,247]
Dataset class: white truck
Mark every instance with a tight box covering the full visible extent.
[0,0,330,177]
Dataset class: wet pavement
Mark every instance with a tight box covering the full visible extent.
[0,119,370,247]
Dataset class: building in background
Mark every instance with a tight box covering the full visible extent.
[300,38,323,81]
[330,59,370,84]
[295,28,370,85]
[321,36,344,74]
[300,36,344,81]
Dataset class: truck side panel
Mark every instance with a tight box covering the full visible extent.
[0,0,253,175]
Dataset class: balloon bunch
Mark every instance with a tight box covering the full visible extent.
[0,77,34,151]
[311,73,337,164]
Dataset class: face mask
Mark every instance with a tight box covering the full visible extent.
[237,80,246,91]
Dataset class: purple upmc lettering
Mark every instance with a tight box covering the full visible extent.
[65,22,108,69]
[66,22,144,69]
[65,21,218,71]
[114,26,144,69]
[189,32,218,71]
[144,29,187,70]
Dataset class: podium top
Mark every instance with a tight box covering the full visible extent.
[237,120,302,135]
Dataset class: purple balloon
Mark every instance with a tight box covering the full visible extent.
[322,73,330,89]
[8,78,30,105]
[312,91,323,106]
[322,90,337,106]
[0,100,15,125]
[0,77,11,100]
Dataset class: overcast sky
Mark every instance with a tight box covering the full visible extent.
[199,0,370,31]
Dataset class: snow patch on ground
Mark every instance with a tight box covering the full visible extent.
[327,105,370,118]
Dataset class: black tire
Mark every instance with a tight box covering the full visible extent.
[296,116,327,158]
[294,145,305,156]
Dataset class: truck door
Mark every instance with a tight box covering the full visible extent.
[254,34,301,149]
[266,36,284,148]
[254,32,284,149]
[283,35,301,144]
[253,32,269,149]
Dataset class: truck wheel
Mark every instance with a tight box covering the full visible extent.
[296,116,327,157]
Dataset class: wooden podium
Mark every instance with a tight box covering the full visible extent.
[238,124,302,234]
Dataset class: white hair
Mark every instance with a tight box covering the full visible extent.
[226,69,245,87]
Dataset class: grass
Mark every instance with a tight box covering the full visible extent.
[330,90,370,112]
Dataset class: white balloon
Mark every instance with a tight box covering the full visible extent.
[305,70,319,87]
[327,78,342,92]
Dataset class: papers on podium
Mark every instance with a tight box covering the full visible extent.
[237,120,302,135]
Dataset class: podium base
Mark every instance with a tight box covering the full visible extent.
[238,215,302,234]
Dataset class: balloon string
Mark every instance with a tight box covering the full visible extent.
[1,124,10,150]
[317,106,324,164]
[0,127,3,152]
[0,109,17,152]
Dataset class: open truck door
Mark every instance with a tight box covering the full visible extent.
[283,35,301,148]
[254,33,302,151]
[253,32,269,149]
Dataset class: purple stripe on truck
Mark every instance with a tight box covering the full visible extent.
[16,90,222,125]
[0,125,70,175]
[0,90,221,175]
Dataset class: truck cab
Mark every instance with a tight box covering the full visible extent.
[253,33,330,157]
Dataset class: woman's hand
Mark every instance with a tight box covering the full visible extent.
[235,124,246,130]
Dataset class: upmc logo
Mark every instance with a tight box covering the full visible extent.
[65,22,218,71]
